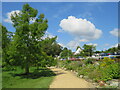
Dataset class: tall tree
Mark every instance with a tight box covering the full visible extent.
[1,24,12,67]
[9,4,48,74]
[60,47,73,59]
[82,44,96,56]
[104,46,118,54]
[41,36,62,57]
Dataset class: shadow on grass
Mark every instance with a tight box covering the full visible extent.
[9,68,56,79]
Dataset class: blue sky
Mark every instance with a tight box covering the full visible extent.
[2,2,118,51]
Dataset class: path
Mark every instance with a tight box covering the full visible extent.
[49,67,95,88]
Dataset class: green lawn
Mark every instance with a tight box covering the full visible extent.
[2,67,55,88]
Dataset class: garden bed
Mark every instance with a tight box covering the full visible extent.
[57,57,120,88]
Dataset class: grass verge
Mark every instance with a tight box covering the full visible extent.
[2,67,55,88]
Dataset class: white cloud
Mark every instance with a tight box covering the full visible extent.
[4,10,21,23]
[110,28,120,37]
[86,43,98,46]
[104,43,110,47]
[111,43,119,48]
[57,29,64,32]
[4,10,35,23]
[67,40,80,49]
[41,31,56,40]
[59,16,102,42]
[79,39,89,42]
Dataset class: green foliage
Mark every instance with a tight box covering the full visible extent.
[78,64,95,76]
[82,44,96,56]
[41,36,62,57]
[60,47,73,59]
[100,57,115,67]
[104,47,118,54]
[65,61,82,71]
[2,4,60,74]
[84,58,93,64]
[57,58,119,83]
[1,24,13,67]
[8,4,51,74]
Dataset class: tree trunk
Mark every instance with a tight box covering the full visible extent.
[25,63,29,74]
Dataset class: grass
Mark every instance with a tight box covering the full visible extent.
[0,70,2,90]
[0,60,2,90]
[2,66,56,88]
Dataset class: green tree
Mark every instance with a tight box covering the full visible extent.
[60,47,73,59]
[41,36,62,57]
[1,24,12,67]
[82,44,96,56]
[104,47,118,54]
[76,46,82,51]
[9,4,48,74]
[94,51,101,53]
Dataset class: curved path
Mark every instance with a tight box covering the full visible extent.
[49,67,95,88]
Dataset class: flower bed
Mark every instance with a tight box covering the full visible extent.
[57,57,120,88]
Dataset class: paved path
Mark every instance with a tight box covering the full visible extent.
[49,67,95,88]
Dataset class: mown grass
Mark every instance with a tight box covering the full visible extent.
[2,67,55,88]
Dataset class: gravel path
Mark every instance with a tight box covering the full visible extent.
[49,67,95,88]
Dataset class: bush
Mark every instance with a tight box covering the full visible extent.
[57,58,119,84]
[84,58,93,65]
[100,57,115,67]
[65,61,82,71]
[87,63,119,82]
[88,69,103,82]
[78,64,95,76]
[2,64,16,71]
[101,63,120,80]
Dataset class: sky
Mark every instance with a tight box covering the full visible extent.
[2,2,119,51]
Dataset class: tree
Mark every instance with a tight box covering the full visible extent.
[104,47,118,54]
[60,47,73,59]
[9,4,48,74]
[94,51,101,53]
[76,46,82,51]
[41,36,62,57]
[1,24,13,67]
[82,44,96,56]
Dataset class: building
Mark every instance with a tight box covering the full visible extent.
[74,47,82,55]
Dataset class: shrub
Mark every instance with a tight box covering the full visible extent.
[88,63,119,82]
[78,64,95,76]
[64,61,80,71]
[101,63,120,80]
[84,58,93,65]
[57,58,119,83]
[100,57,115,67]
[2,64,16,71]
[88,69,103,82]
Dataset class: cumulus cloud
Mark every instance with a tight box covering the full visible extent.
[59,16,102,42]
[4,10,21,23]
[110,28,120,37]
[57,29,64,32]
[4,10,35,23]
[86,43,98,46]
[104,43,110,47]
[41,31,56,40]
[67,40,80,49]
[111,43,119,48]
